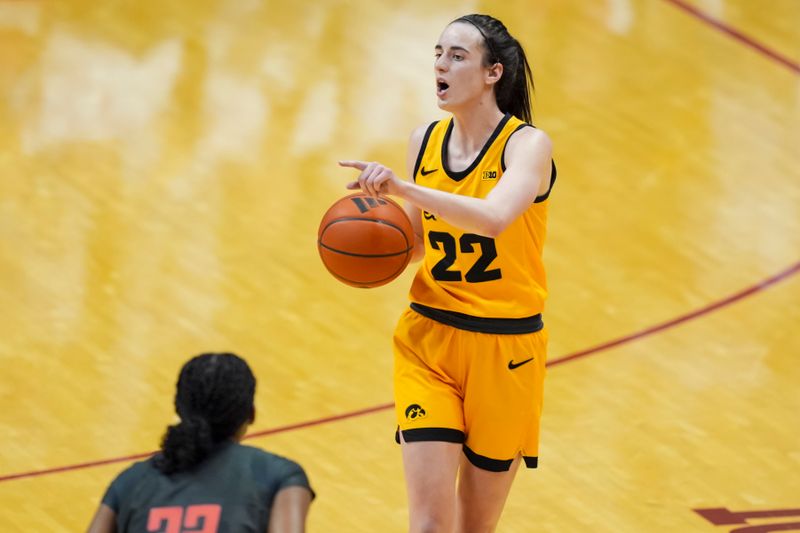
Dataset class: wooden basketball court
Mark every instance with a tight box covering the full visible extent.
[1,0,798,531]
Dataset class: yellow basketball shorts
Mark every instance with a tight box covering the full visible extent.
[393,305,548,472]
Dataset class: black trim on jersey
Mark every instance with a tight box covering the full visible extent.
[412,121,438,182]
[441,113,512,182]
[463,445,513,472]
[523,456,539,469]
[534,161,557,203]
[396,427,466,444]
[410,303,543,335]
[500,123,531,172]
[500,123,558,203]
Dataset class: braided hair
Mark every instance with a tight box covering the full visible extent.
[452,14,535,123]
[154,352,256,475]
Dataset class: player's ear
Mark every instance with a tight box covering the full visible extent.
[486,62,503,86]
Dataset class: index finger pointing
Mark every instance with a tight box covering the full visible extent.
[338,160,368,170]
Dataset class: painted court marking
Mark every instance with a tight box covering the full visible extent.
[662,0,800,75]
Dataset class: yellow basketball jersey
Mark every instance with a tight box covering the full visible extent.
[408,113,556,322]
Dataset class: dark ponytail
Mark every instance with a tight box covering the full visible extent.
[154,353,256,475]
[453,14,535,123]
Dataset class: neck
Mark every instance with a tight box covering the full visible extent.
[450,101,505,154]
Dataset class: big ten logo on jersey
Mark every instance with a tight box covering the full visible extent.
[351,196,387,213]
[148,504,221,533]
[481,170,497,181]
[694,506,800,532]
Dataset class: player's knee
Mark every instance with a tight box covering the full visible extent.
[456,508,503,533]
[459,522,498,533]
[410,512,453,533]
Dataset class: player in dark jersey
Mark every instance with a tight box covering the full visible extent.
[87,352,313,533]
[340,14,554,533]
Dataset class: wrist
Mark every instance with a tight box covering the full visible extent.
[394,178,412,198]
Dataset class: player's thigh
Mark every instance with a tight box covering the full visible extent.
[400,438,462,532]
[456,455,521,533]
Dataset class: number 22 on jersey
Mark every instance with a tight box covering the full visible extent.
[428,231,502,283]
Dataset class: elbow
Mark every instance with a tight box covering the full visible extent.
[473,201,514,238]
[409,236,425,263]
[479,217,508,239]
[480,226,502,239]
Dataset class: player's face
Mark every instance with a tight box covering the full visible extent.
[434,23,491,111]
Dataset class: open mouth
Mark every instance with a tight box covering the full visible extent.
[436,80,449,96]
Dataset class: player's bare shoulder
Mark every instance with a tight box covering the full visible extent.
[408,123,432,155]
[505,125,553,165]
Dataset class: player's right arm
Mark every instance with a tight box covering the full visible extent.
[86,504,116,533]
[403,124,428,263]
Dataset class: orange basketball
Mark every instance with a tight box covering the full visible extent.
[318,193,415,288]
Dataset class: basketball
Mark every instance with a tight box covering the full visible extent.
[318,194,415,288]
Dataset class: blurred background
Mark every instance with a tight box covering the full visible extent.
[0,0,798,531]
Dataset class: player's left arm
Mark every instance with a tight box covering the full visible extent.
[340,128,552,238]
[267,486,313,533]
[86,503,117,533]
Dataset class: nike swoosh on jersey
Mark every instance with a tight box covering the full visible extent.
[420,167,437,176]
[508,357,534,370]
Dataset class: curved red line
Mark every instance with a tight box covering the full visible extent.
[0,261,797,484]
[662,0,800,74]
[548,261,800,368]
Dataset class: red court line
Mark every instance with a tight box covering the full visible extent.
[548,261,800,367]
[1,261,797,485]
[662,0,800,74]
[243,403,395,440]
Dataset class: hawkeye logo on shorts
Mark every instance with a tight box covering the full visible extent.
[405,404,427,421]
[481,170,498,181]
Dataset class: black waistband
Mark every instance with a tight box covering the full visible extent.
[410,303,543,335]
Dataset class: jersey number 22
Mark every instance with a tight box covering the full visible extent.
[429,232,502,283]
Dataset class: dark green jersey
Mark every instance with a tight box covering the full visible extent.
[102,442,313,533]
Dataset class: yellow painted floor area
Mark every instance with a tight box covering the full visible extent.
[1,0,799,531]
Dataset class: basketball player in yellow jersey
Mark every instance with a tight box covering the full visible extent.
[340,14,555,533]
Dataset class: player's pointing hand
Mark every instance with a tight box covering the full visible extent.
[339,160,403,198]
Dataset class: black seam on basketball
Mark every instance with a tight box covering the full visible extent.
[319,216,411,253]
[318,241,413,258]
[321,216,410,246]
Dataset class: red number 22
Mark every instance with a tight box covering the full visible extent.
[147,504,221,533]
